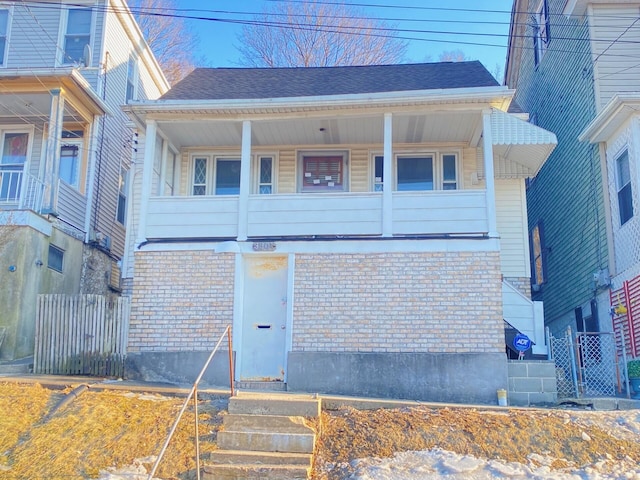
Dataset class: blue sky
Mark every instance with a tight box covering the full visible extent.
[174,1,513,76]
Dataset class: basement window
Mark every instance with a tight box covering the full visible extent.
[48,245,64,273]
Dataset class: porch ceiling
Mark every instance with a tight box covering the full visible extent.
[0,91,87,124]
[156,110,485,149]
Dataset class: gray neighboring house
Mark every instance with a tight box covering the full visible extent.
[0,0,168,361]
[122,62,556,403]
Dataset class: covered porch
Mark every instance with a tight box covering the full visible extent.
[126,91,556,243]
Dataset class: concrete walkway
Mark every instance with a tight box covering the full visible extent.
[1,372,639,411]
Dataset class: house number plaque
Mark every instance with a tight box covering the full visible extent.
[252,242,277,252]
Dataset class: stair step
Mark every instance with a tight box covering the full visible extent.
[210,449,312,466]
[217,430,315,453]
[236,381,287,391]
[202,463,310,480]
[229,392,320,418]
[223,414,313,432]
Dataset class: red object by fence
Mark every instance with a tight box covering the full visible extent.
[611,274,640,358]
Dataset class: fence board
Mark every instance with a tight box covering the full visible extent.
[34,294,130,376]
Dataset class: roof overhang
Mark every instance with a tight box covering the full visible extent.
[490,109,558,176]
[579,93,640,143]
[0,68,110,118]
[563,0,639,17]
[124,86,515,125]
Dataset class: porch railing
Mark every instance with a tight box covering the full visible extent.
[0,169,46,213]
[145,190,489,239]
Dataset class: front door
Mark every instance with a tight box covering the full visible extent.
[240,256,288,381]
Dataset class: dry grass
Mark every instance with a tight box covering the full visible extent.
[0,383,222,479]
[313,406,640,479]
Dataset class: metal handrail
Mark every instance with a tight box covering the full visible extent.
[147,325,234,480]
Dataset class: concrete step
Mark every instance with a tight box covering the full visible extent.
[0,361,32,375]
[217,429,315,454]
[236,381,287,391]
[228,392,320,418]
[223,413,312,432]
[202,463,310,480]
[209,449,312,466]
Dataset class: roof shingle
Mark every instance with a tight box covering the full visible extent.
[161,61,499,101]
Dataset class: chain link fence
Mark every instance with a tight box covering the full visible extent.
[550,328,625,399]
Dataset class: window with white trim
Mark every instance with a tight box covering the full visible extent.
[59,130,83,188]
[533,0,550,67]
[299,151,348,192]
[48,244,64,273]
[191,155,241,195]
[63,8,92,64]
[0,130,29,202]
[373,155,384,191]
[256,155,275,194]
[616,149,634,226]
[391,152,459,191]
[0,9,9,66]
[126,55,137,102]
[117,167,128,224]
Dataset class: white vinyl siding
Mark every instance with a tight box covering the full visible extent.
[496,179,531,278]
[590,5,640,110]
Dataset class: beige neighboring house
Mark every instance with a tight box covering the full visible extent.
[0,0,169,361]
[123,62,556,403]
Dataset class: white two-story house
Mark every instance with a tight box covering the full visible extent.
[0,0,169,361]
[123,62,556,403]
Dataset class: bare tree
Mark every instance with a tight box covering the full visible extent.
[128,0,198,85]
[236,2,407,67]
[438,49,469,62]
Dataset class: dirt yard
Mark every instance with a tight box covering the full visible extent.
[1,381,639,479]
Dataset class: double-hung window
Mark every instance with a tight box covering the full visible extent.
[191,155,241,195]
[616,149,634,226]
[0,130,29,202]
[117,167,129,224]
[299,151,348,192]
[126,56,137,102]
[391,152,459,191]
[0,9,9,66]
[533,0,550,66]
[63,8,92,64]
[59,130,83,188]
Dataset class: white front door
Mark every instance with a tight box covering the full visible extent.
[240,256,288,381]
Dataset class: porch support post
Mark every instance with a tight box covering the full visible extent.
[43,89,65,213]
[382,113,393,237]
[158,138,169,195]
[136,119,157,246]
[238,120,252,241]
[482,110,499,238]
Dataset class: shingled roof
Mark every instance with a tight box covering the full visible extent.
[161,61,499,101]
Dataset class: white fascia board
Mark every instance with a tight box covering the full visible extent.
[127,86,515,115]
[579,94,640,143]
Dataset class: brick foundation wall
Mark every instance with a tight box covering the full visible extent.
[128,251,235,352]
[293,251,504,353]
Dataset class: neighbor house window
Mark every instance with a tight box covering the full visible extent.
[616,149,633,225]
[300,152,347,192]
[117,167,128,224]
[0,131,29,202]
[257,156,274,194]
[397,156,434,191]
[442,153,458,190]
[530,221,546,286]
[48,245,64,273]
[533,0,550,66]
[63,8,92,64]
[125,56,137,102]
[0,9,8,66]
[191,155,241,195]
[59,130,83,188]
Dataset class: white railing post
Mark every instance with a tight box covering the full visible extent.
[238,120,252,241]
[136,120,157,246]
[482,110,499,238]
[382,113,393,237]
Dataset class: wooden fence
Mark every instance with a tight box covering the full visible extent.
[34,294,130,376]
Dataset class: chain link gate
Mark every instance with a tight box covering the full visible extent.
[549,327,621,398]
